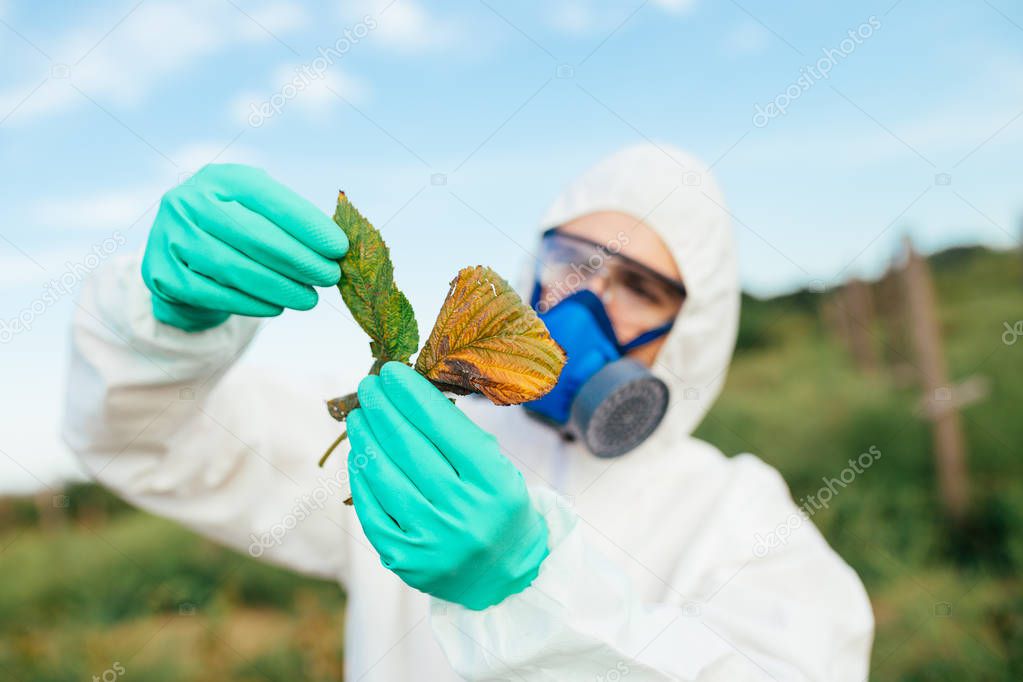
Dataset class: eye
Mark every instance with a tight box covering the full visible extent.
[620,271,661,303]
[635,288,660,304]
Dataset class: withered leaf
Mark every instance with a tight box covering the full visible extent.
[415,266,566,405]
[333,192,418,365]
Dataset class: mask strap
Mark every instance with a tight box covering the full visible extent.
[620,320,674,353]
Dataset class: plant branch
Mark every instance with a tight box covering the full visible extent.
[318,430,348,467]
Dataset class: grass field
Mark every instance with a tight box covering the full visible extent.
[1,245,1020,681]
[0,508,345,681]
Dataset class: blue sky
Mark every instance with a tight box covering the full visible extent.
[1,0,1021,491]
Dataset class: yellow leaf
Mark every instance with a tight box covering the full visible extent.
[415,266,566,405]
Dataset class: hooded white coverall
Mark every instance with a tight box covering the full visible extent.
[62,144,874,680]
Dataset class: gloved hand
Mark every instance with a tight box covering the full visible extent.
[347,362,549,611]
[141,163,348,332]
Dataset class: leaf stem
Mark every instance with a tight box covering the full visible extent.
[318,430,348,468]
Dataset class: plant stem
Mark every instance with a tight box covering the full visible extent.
[318,430,348,468]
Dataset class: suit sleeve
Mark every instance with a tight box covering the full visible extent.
[61,252,361,582]
[429,459,874,681]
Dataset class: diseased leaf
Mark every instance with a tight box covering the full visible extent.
[333,192,418,365]
[415,266,567,405]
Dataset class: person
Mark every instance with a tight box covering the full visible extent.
[62,143,874,680]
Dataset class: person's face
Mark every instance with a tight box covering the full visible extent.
[542,211,684,367]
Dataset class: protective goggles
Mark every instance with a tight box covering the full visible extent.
[531,228,687,350]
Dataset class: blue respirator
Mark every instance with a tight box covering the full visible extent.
[525,287,672,458]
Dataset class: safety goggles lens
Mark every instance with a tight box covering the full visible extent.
[536,230,686,326]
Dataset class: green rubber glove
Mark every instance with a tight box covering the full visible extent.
[347,362,549,611]
[141,163,348,332]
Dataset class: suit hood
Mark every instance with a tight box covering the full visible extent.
[537,143,740,439]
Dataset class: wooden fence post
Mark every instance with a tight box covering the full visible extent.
[875,262,915,384]
[33,488,67,531]
[842,278,880,373]
[901,236,970,523]
[824,279,880,373]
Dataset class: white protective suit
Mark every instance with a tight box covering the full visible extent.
[62,144,874,680]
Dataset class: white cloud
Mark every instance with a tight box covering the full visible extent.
[737,102,1023,173]
[32,190,160,234]
[723,21,769,56]
[0,240,128,288]
[547,0,698,36]
[342,0,459,53]
[237,2,308,40]
[286,69,364,115]
[28,140,260,235]
[231,64,365,128]
[0,0,308,126]
[550,1,598,35]
[0,253,58,288]
[171,139,262,172]
[650,0,698,13]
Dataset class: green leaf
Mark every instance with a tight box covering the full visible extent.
[333,192,419,364]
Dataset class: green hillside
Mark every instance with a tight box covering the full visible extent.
[697,244,1023,680]
[0,493,345,680]
[1,245,1020,680]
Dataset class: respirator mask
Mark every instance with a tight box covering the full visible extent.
[526,228,687,457]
